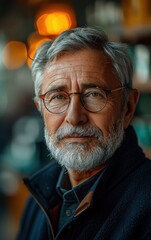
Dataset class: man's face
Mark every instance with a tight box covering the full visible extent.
[40,49,128,171]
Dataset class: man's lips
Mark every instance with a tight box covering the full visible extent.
[65,134,88,138]
[60,134,96,143]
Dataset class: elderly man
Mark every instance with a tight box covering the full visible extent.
[17,27,151,240]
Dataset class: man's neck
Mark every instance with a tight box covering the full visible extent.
[68,164,107,187]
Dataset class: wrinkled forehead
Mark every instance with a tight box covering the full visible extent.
[42,50,119,90]
[44,57,114,78]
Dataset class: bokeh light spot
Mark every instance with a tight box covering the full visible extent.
[35,4,77,36]
[2,41,27,70]
[37,12,71,35]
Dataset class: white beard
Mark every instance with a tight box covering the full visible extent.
[44,122,124,172]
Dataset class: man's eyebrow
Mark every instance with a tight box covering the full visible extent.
[45,79,108,92]
[81,82,108,89]
[46,84,68,92]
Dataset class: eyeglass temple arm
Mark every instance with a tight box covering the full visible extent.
[110,86,127,93]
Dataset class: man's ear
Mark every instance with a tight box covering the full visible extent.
[123,89,139,129]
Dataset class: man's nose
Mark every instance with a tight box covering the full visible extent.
[65,94,88,126]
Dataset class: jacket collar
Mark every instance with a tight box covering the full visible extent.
[24,161,62,210]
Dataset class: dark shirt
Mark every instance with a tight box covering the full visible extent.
[56,169,103,230]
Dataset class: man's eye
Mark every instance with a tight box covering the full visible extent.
[90,92,100,97]
[50,93,69,103]
[85,91,103,98]
[52,94,66,100]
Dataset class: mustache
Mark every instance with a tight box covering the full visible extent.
[54,125,103,141]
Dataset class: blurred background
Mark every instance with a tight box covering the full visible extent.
[0,0,151,239]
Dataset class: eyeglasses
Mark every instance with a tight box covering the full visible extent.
[39,86,127,114]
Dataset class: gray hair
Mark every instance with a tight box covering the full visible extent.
[31,27,133,107]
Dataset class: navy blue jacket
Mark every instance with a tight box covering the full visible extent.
[17,126,151,240]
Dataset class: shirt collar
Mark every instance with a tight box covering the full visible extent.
[56,168,104,204]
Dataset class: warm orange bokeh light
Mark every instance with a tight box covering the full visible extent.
[27,32,51,67]
[35,4,77,36]
[2,41,27,70]
[37,12,72,35]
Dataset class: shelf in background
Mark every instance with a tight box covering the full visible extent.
[120,24,151,45]
[109,24,151,45]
